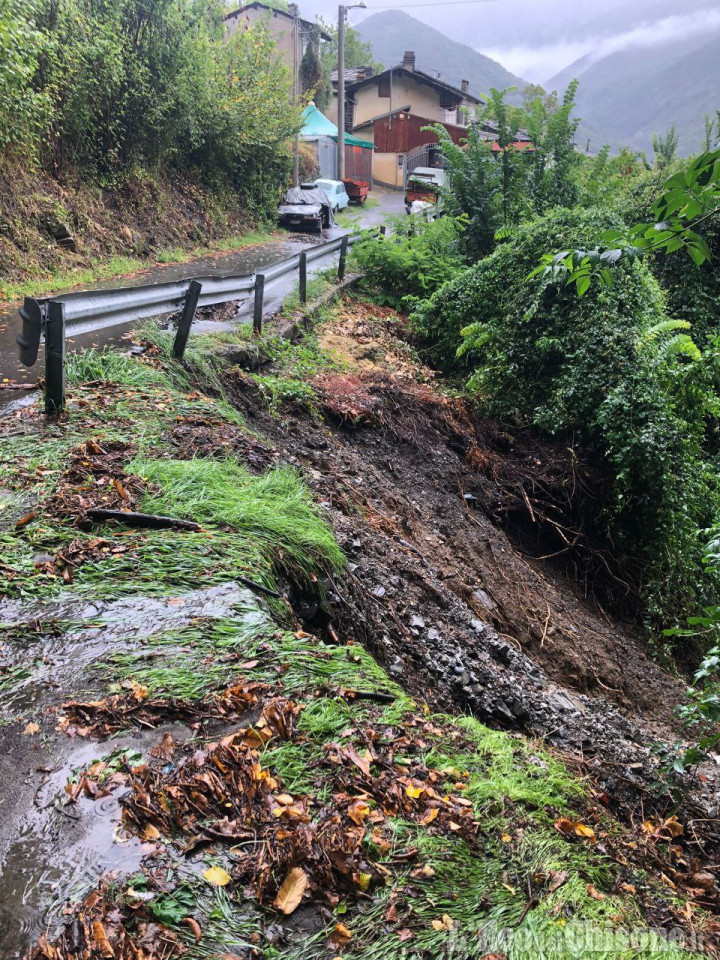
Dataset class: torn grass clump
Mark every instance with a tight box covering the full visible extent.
[133,457,344,582]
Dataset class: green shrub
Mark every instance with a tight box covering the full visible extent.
[414,207,720,634]
[352,215,466,309]
[412,207,619,371]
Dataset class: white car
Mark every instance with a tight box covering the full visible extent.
[313,179,350,213]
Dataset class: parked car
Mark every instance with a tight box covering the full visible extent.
[278,185,334,233]
[405,167,447,215]
[313,178,350,213]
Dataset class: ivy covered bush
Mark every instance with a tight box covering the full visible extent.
[413,207,720,634]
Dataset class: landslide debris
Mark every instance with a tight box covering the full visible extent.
[4,305,720,960]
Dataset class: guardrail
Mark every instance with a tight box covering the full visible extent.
[17,229,373,414]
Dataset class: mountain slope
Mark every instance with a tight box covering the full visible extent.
[356,10,527,104]
[549,28,720,155]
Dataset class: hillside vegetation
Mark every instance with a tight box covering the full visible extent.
[353,88,720,673]
[0,0,301,288]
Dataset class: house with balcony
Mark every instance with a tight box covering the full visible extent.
[331,51,482,188]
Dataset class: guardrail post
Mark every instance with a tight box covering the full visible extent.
[338,236,349,281]
[299,252,308,304]
[380,225,387,236]
[253,274,265,336]
[173,280,202,360]
[45,301,66,415]
[17,298,43,367]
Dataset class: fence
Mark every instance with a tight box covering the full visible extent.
[17,231,368,414]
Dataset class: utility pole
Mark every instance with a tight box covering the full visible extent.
[337,5,346,181]
[293,14,300,186]
[337,0,365,182]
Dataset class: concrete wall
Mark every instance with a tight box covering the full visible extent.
[326,96,339,125]
[372,152,403,189]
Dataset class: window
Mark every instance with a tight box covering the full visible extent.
[378,75,391,98]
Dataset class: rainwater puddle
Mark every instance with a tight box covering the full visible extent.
[0,582,270,716]
[0,580,272,957]
[0,732,161,958]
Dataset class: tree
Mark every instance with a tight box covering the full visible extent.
[523,79,580,214]
[534,150,720,298]
[704,113,719,152]
[426,121,501,261]
[318,17,380,91]
[653,123,679,170]
[0,0,48,156]
[301,24,331,108]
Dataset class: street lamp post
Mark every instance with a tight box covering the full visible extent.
[337,1,366,182]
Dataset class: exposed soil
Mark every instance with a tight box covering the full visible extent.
[228,299,720,843]
[4,296,720,959]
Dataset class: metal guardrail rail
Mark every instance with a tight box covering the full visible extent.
[17,230,373,414]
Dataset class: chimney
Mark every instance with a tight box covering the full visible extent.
[402,51,415,71]
[365,65,374,78]
[461,79,469,95]
[287,2,299,16]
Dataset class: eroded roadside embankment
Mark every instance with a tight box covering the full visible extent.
[0,304,718,959]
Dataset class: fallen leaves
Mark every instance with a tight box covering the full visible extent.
[554,817,596,842]
[329,922,353,949]
[431,914,454,932]
[203,866,232,887]
[273,867,309,914]
[23,721,40,735]
[45,439,148,530]
[58,678,268,738]
[15,510,38,530]
[183,917,202,942]
[29,881,185,960]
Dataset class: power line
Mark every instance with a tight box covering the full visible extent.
[369,0,498,7]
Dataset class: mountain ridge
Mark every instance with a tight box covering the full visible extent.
[356,10,528,105]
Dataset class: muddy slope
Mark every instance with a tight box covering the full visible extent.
[228,301,720,836]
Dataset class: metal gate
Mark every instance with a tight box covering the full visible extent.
[316,137,337,179]
[404,143,446,186]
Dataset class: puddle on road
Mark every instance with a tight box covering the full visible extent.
[0,581,272,958]
[0,735,150,959]
[0,582,269,717]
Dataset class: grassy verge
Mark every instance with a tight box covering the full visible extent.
[1,326,711,960]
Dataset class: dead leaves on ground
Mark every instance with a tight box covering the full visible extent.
[30,883,184,960]
[46,439,148,526]
[273,866,309,914]
[58,679,268,738]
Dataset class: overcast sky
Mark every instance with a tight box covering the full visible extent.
[302,0,720,83]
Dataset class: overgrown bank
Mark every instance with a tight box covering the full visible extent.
[0,161,279,300]
[2,296,720,958]
[1,0,303,294]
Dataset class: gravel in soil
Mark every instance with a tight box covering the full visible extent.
[228,299,720,843]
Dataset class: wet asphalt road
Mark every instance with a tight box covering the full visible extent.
[0,187,404,409]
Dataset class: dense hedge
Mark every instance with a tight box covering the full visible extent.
[412,208,720,632]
